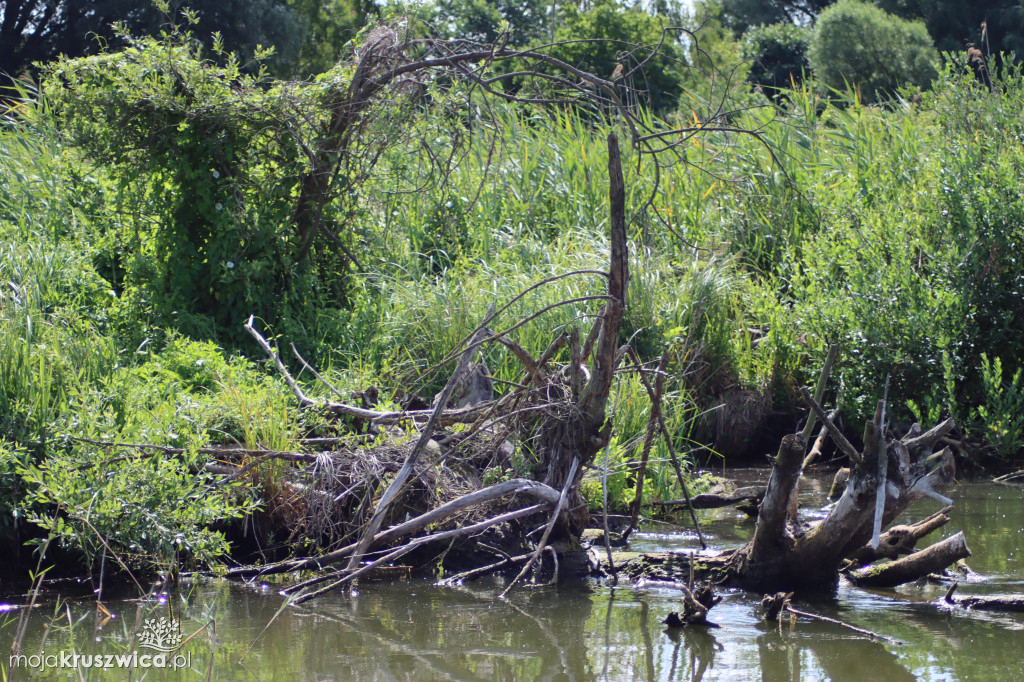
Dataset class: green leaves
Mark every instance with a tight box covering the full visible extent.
[973,355,1024,457]
[809,0,939,104]
[19,442,257,571]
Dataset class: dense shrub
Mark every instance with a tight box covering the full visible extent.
[743,22,812,97]
[810,0,939,103]
[547,0,687,113]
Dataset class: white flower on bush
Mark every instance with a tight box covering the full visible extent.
[226,261,235,270]
[212,170,220,179]
[215,202,223,211]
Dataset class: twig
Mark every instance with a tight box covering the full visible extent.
[439,552,533,585]
[627,347,706,548]
[290,343,346,400]
[344,303,497,574]
[801,344,840,441]
[802,409,837,469]
[993,469,1024,483]
[70,437,319,470]
[244,316,493,426]
[500,457,578,597]
[783,602,904,646]
[798,387,862,464]
[489,331,544,385]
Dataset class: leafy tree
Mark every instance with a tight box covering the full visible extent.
[40,27,335,343]
[873,0,1024,57]
[546,0,687,112]
[287,0,377,77]
[721,0,834,36]
[0,0,302,80]
[810,0,939,102]
[435,0,549,44]
[743,22,811,95]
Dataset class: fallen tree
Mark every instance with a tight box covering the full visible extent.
[221,129,971,601]
[652,485,766,512]
[604,401,963,592]
[222,129,656,596]
[944,582,1024,612]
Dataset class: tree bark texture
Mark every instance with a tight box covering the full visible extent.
[725,415,958,591]
[536,131,629,532]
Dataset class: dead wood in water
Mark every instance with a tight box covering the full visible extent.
[945,582,1024,612]
[595,365,965,593]
[761,592,904,646]
[343,304,495,574]
[846,505,953,565]
[719,385,959,591]
[664,554,722,627]
[652,486,766,510]
[846,532,971,588]
[221,131,663,600]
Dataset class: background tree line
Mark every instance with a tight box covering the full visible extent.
[5,1,1022,108]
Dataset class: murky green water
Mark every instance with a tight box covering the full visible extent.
[3,474,1023,681]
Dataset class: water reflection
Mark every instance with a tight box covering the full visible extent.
[663,625,722,682]
[3,479,1023,681]
[756,623,915,682]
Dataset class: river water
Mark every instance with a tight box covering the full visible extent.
[3,472,1022,681]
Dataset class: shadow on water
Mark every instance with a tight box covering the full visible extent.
[2,477,1023,680]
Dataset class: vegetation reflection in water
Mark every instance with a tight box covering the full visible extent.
[4,479,1022,681]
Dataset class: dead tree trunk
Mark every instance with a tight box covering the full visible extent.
[724,396,958,591]
[535,130,629,532]
[847,532,970,587]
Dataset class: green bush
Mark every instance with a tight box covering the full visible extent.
[18,444,258,573]
[973,355,1024,457]
[809,0,939,103]
[743,22,811,97]
[546,0,687,113]
[39,24,405,349]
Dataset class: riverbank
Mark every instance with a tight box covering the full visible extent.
[4,477,1021,681]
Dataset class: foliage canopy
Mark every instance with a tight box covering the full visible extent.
[809,0,938,102]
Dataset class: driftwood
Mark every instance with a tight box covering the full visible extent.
[663,554,722,627]
[846,532,971,588]
[225,478,561,578]
[500,457,579,597]
[944,582,1024,612]
[802,411,836,469]
[344,304,496,574]
[798,387,861,464]
[662,582,721,628]
[654,485,766,510]
[846,505,953,565]
[993,469,1024,484]
[289,502,551,604]
[722,389,958,590]
[761,592,904,646]
[597,377,963,593]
